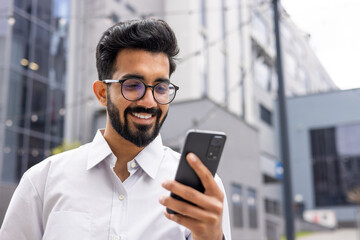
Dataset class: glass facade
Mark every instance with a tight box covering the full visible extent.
[1,0,69,183]
[310,123,360,207]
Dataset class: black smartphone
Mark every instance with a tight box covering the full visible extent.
[166,129,227,214]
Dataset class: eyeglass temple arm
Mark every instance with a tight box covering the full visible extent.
[101,80,120,83]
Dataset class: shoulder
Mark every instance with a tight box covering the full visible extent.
[24,143,91,190]
[29,143,89,172]
[163,146,181,167]
[157,146,180,178]
[164,146,180,161]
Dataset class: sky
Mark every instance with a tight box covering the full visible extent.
[281,0,360,90]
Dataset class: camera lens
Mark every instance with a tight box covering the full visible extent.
[210,136,223,146]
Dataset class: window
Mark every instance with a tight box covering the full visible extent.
[252,43,273,92]
[11,14,31,69]
[294,41,304,58]
[50,89,65,138]
[14,0,32,14]
[272,70,278,92]
[34,24,51,77]
[254,57,272,91]
[284,52,297,80]
[251,12,268,45]
[310,123,360,207]
[36,0,52,23]
[247,188,258,228]
[260,104,272,126]
[1,130,25,182]
[7,71,28,128]
[28,135,45,169]
[298,68,308,87]
[30,79,48,133]
[280,22,292,42]
[231,183,244,228]
[265,198,281,215]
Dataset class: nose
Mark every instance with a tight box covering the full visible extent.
[137,87,157,108]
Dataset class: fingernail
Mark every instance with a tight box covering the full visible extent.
[162,180,169,187]
[159,196,165,204]
[188,153,196,162]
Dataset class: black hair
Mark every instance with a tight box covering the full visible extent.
[96,18,179,80]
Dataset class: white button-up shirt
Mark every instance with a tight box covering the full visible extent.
[0,130,231,240]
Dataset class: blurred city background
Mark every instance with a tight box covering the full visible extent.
[0,0,359,239]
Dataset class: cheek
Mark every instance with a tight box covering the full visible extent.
[159,106,169,119]
[111,97,129,120]
[120,104,130,120]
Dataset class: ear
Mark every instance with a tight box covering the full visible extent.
[93,80,107,106]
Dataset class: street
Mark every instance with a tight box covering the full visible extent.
[298,228,358,240]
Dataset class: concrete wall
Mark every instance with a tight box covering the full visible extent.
[285,88,360,223]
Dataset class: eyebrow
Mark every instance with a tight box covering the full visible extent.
[120,74,170,83]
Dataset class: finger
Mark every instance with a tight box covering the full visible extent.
[163,211,223,240]
[162,180,222,212]
[164,210,209,233]
[159,195,216,222]
[186,153,224,199]
[163,211,203,232]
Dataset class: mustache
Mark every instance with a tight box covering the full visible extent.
[125,106,162,116]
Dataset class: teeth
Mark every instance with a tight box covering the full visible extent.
[132,113,152,119]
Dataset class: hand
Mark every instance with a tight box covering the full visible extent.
[159,153,224,240]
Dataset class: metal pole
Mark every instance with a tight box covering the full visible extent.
[357,207,360,240]
[272,0,295,239]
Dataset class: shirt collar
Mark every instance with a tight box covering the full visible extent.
[134,134,165,179]
[87,130,165,179]
[87,129,113,170]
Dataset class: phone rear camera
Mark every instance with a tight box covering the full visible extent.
[207,136,224,160]
[207,145,220,160]
[210,136,224,146]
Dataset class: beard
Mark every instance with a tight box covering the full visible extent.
[107,95,168,148]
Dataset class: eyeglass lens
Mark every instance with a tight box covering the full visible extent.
[121,79,176,104]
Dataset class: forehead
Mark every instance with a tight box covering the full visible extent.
[112,49,170,80]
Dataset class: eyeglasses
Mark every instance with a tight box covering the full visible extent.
[102,78,179,105]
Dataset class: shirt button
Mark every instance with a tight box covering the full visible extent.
[118,194,125,201]
[130,162,137,169]
[113,236,120,240]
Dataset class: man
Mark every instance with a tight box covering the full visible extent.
[0,18,231,240]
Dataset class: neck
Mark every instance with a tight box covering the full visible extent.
[103,124,144,182]
[103,126,144,163]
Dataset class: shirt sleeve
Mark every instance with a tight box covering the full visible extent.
[0,173,43,240]
[216,175,232,240]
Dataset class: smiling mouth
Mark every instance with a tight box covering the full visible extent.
[131,112,153,120]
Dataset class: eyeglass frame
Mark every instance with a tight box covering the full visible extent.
[101,78,179,105]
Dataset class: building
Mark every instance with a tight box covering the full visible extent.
[278,88,360,226]
[0,0,340,238]
[0,0,69,224]
[164,1,338,239]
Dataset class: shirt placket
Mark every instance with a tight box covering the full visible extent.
[109,158,128,240]
[109,158,140,240]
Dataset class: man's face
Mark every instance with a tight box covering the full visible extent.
[106,49,170,147]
